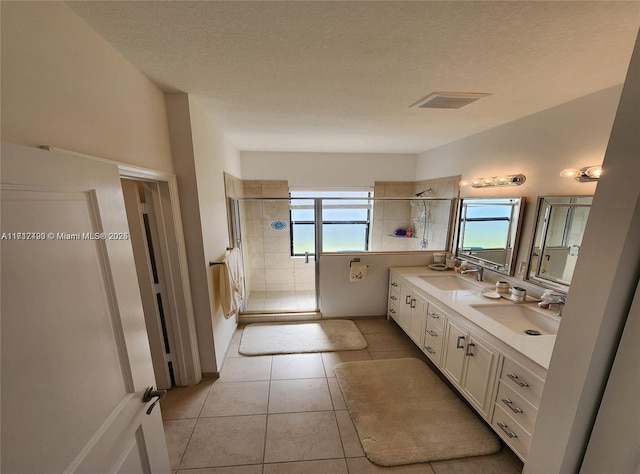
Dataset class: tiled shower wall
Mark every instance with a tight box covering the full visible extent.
[371,176,460,251]
[224,174,460,296]
[239,180,315,294]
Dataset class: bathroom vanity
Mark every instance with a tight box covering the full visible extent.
[388,267,558,461]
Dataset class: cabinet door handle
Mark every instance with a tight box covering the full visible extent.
[507,373,530,387]
[406,295,412,305]
[391,282,398,287]
[501,398,524,414]
[465,342,475,356]
[410,298,416,308]
[425,346,436,355]
[497,422,518,439]
[428,312,440,319]
[426,330,437,337]
[456,335,465,349]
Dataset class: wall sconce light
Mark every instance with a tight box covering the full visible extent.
[460,174,526,188]
[560,165,602,182]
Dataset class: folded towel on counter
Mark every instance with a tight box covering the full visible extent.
[350,264,368,282]
[219,248,244,319]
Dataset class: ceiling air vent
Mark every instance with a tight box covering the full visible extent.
[410,92,491,109]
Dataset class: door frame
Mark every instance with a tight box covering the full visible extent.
[42,146,202,386]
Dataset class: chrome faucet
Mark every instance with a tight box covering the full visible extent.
[538,294,566,316]
[461,266,484,282]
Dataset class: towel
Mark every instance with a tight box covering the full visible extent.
[219,248,244,319]
[349,264,368,282]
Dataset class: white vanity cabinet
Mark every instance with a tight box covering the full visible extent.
[387,268,552,462]
[441,318,501,419]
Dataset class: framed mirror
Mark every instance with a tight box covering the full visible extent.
[455,197,525,276]
[526,196,593,292]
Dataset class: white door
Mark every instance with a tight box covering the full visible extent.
[121,179,175,390]
[1,142,171,473]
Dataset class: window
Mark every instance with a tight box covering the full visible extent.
[290,190,372,255]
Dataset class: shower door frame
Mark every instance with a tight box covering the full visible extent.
[230,197,321,315]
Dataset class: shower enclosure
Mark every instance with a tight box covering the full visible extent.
[229,195,455,315]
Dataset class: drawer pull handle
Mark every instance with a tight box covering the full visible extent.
[428,312,440,319]
[391,282,398,287]
[497,422,518,439]
[389,309,396,314]
[507,373,530,387]
[390,295,397,300]
[501,398,523,414]
[425,346,436,355]
[456,336,465,349]
[426,330,437,337]
[406,295,412,305]
[465,342,475,356]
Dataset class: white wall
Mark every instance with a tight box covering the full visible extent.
[1,2,241,376]
[166,94,242,374]
[319,254,434,318]
[526,32,640,473]
[241,151,418,187]
[0,2,174,173]
[416,86,622,286]
[188,97,241,371]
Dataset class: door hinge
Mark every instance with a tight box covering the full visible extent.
[165,353,175,363]
[153,283,163,294]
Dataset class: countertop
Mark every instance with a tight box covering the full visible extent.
[390,266,558,370]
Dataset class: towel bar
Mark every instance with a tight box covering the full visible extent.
[209,247,235,266]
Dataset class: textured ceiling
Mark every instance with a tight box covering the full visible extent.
[67,1,640,154]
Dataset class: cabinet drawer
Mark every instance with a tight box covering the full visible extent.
[492,405,532,461]
[423,340,442,366]
[426,303,446,330]
[389,288,400,305]
[501,358,545,407]
[389,276,401,291]
[388,303,399,322]
[425,318,444,340]
[496,381,537,434]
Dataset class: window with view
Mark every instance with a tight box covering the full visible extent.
[289,190,372,255]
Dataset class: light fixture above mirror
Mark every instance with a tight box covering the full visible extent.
[559,165,602,182]
[460,174,526,188]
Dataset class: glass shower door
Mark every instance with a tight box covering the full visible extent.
[236,198,317,314]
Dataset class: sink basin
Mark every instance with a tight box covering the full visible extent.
[419,275,480,291]
[470,304,560,336]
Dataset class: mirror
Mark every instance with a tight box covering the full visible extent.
[526,196,593,292]
[455,197,525,276]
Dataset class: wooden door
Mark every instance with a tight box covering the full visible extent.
[1,142,171,473]
[122,179,175,390]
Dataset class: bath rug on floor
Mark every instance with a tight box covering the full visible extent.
[334,358,501,466]
[239,320,368,355]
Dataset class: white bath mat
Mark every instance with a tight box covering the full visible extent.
[239,320,368,355]
[334,358,501,466]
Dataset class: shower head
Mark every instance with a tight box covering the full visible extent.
[415,189,433,197]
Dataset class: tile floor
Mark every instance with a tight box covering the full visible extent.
[161,317,524,474]
[245,290,317,312]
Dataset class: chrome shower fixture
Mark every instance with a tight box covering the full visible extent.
[415,188,433,197]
